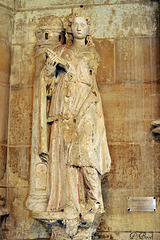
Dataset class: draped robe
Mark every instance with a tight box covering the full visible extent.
[39,45,111,212]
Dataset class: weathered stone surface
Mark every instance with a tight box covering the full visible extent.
[0,7,12,42]
[94,0,152,3]
[0,146,7,217]
[0,145,7,185]
[0,5,11,237]
[0,0,14,9]
[14,0,155,10]
[140,142,157,189]
[107,142,159,189]
[153,143,160,189]
[151,37,160,82]
[9,87,33,145]
[94,39,114,84]
[6,187,49,239]
[99,83,160,143]
[8,147,30,187]
[0,85,9,145]
[13,9,71,44]
[13,3,159,45]
[135,38,151,83]
[115,38,135,83]
[100,188,160,232]
[15,0,93,10]
[0,187,6,207]
[10,45,21,87]
[10,44,35,87]
[0,42,11,85]
[108,143,142,188]
[95,231,154,240]
[21,44,35,86]
[73,3,159,38]
[153,233,160,240]
[115,38,155,83]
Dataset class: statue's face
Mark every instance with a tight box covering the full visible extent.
[71,17,88,39]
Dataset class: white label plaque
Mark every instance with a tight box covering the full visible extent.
[128,197,156,212]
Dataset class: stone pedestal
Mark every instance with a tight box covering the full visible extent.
[32,207,103,240]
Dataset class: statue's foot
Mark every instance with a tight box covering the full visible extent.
[65,218,78,237]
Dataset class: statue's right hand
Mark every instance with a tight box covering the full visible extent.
[46,57,57,67]
[45,49,61,67]
[39,152,49,163]
[45,55,63,76]
[45,60,56,76]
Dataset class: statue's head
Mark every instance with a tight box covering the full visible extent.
[67,13,94,45]
[71,17,88,39]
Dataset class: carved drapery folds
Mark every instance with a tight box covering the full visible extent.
[26,14,111,240]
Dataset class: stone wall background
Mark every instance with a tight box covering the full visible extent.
[0,0,12,237]
[0,0,159,239]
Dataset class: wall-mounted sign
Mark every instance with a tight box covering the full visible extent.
[127,197,156,212]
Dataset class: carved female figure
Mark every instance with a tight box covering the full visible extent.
[40,13,111,217]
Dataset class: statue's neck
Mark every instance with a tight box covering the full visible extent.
[73,38,86,47]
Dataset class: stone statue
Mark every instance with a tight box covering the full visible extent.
[27,13,111,240]
[40,13,111,217]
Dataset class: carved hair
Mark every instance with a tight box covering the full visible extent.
[66,13,94,46]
